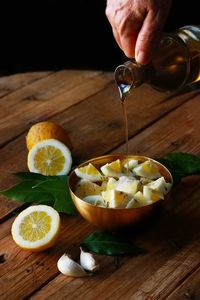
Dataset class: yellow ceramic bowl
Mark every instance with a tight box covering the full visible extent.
[69,154,173,231]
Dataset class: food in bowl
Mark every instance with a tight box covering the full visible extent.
[74,157,172,209]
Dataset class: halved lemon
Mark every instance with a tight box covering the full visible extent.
[75,163,102,182]
[11,205,60,251]
[27,138,72,175]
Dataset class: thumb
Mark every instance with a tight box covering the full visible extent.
[135,11,164,65]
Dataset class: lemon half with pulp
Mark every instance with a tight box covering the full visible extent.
[27,138,72,176]
[11,205,60,251]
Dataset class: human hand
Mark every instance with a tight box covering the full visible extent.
[105,0,172,64]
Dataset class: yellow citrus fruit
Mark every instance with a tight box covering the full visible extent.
[11,205,60,251]
[75,179,102,198]
[75,163,102,182]
[27,139,72,175]
[100,159,122,178]
[26,121,72,151]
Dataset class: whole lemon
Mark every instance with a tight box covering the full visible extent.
[26,121,72,150]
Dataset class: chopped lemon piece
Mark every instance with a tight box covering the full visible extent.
[122,159,138,170]
[11,205,60,251]
[143,186,164,203]
[116,176,139,195]
[75,163,102,182]
[147,176,172,194]
[134,191,151,207]
[101,190,129,208]
[75,180,102,198]
[126,198,138,208]
[27,139,72,175]
[106,177,117,190]
[83,195,105,207]
[101,180,108,191]
[100,159,122,178]
[133,160,161,179]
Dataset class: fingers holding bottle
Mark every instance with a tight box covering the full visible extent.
[135,1,173,64]
[106,0,172,65]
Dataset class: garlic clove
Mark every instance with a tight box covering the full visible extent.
[57,253,88,277]
[80,247,100,272]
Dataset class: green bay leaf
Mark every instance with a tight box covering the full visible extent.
[157,152,200,184]
[81,232,144,256]
[0,180,54,203]
[33,179,75,214]
[15,172,67,182]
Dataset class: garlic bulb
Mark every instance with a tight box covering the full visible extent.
[80,247,100,272]
[57,253,87,277]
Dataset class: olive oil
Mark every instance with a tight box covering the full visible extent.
[121,100,129,156]
[120,88,130,174]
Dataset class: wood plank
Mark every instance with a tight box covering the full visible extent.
[1,177,200,300]
[0,70,109,147]
[52,84,199,160]
[0,71,52,98]
[0,87,199,220]
[113,92,200,157]
[0,216,93,300]
[129,240,200,300]
[27,179,200,300]
[1,95,200,299]
[166,266,200,300]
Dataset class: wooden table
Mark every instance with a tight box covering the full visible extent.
[0,69,200,300]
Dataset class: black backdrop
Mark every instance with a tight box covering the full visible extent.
[0,1,199,74]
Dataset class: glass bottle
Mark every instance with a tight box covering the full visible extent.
[115,25,200,100]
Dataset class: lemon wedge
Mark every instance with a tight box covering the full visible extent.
[100,159,122,178]
[143,186,164,202]
[75,163,102,182]
[133,160,161,179]
[75,179,102,198]
[116,176,139,195]
[147,177,172,195]
[83,195,105,207]
[101,190,129,208]
[122,159,138,170]
[106,177,117,190]
[134,191,150,206]
[27,139,72,176]
[11,205,60,251]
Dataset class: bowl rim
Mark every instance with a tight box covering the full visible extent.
[68,154,173,211]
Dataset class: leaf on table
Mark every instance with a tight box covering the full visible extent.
[33,178,75,214]
[1,175,75,214]
[81,232,144,256]
[0,180,54,204]
[15,172,67,182]
[166,152,200,174]
[157,152,200,184]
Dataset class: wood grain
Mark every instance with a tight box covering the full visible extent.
[0,72,52,98]
[52,84,199,160]
[114,93,200,157]
[28,182,200,300]
[0,85,197,220]
[0,71,200,300]
[0,216,93,300]
[0,70,110,147]
[166,266,200,300]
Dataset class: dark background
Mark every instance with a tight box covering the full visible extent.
[0,0,199,74]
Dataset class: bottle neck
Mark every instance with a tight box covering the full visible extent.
[114,60,151,100]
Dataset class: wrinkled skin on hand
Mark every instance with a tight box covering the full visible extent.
[105,0,172,64]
